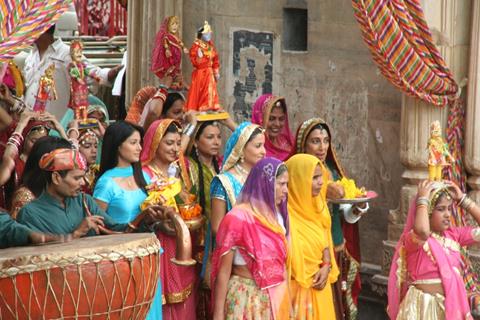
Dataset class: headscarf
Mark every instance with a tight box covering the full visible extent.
[211,158,289,314]
[251,94,294,161]
[141,119,192,189]
[221,121,261,172]
[294,117,346,178]
[387,184,471,320]
[286,153,339,287]
[39,148,87,171]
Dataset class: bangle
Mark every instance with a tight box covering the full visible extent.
[461,196,475,211]
[184,123,195,137]
[68,139,79,149]
[67,127,80,138]
[416,197,429,207]
[458,194,467,206]
[127,222,138,230]
[355,202,369,214]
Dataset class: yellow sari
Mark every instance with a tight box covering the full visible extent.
[286,154,339,320]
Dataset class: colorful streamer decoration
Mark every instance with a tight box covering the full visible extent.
[0,0,71,61]
[351,0,466,195]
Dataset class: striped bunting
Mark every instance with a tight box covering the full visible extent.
[0,0,71,61]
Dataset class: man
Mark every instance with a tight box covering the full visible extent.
[17,148,166,237]
[22,25,120,119]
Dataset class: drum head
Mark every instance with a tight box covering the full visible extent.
[0,233,160,278]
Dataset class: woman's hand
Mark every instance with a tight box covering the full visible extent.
[327,182,345,200]
[183,110,198,127]
[312,265,330,290]
[417,180,435,199]
[444,180,464,202]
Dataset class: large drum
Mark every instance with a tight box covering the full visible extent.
[0,233,161,320]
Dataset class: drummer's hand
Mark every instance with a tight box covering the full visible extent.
[327,182,345,200]
[73,216,105,238]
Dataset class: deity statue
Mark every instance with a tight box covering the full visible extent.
[68,40,100,124]
[185,21,222,112]
[427,120,454,181]
[151,16,189,90]
[33,64,57,112]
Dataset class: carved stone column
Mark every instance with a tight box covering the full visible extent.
[465,0,480,204]
[373,0,472,289]
[126,0,183,105]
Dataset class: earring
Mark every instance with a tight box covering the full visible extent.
[240,155,244,163]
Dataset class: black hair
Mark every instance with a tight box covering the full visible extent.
[46,24,56,35]
[246,127,264,144]
[309,123,330,138]
[271,98,287,113]
[21,136,72,197]
[98,121,148,193]
[44,170,68,185]
[190,121,220,211]
[162,93,185,117]
[196,27,204,40]
[276,164,288,177]
[166,122,182,134]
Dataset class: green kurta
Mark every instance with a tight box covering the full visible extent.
[17,192,127,236]
[0,212,31,248]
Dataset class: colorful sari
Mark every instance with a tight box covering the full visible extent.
[295,118,359,319]
[286,154,339,320]
[211,157,290,320]
[141,119,197,320]
[388,185,477,320]
[210,121,260,210]
[252,94,294,161]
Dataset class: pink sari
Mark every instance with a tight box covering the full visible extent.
[251,94,294,161]
[211,206,290,319]
[388,195,473,320]
[141,119,197,319]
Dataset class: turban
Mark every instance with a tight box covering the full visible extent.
[39,148,87,171]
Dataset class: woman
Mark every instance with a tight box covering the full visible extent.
[188,120,222,318]
[78,129,99,194]
[10,136,72,218]
[210,121,266,236]
[4,112,68,209]
[251,94,294,161]
[60,102,108,163]
[141,118,197,320]
[286,154,339,319]
[388,180,480,319]
[140,91,186,129]
[212,157,290,319]
[295,118,366,319]
[93,121,162,320]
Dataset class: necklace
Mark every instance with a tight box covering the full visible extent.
[150,163,168,180]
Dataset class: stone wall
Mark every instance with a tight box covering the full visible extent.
[182,0,403,265]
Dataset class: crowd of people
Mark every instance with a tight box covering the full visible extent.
[1,22,480,320]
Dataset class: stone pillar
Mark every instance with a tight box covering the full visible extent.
[126,0,183,105]
[373,0,472,290]
[465,0,480,205]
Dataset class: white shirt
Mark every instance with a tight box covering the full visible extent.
[23,39,110,120]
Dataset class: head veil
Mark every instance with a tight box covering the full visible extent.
[141,119,192,189]
[286,153,339,287]
[221,121,261,172]
[252,94,294,161]
[295,118,346,178]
